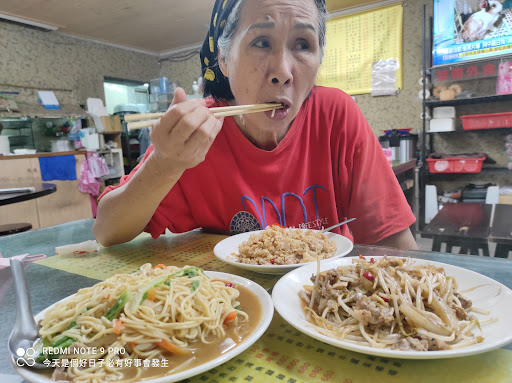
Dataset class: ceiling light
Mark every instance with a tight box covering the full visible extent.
[0,13,58,31]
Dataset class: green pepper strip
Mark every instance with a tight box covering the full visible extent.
[105,290,130,321]
[129,267,204,312]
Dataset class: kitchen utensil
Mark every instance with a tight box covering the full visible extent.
[398,134,418,162]
[380,130,418,162]
[125,103,285,130]
[8,259,50,369]
[321,218,356,233]
[0,252,46,269]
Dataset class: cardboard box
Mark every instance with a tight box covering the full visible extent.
[101,115,122,133]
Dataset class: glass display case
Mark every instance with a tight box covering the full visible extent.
[0,118,35,151]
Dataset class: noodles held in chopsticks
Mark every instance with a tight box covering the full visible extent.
[299,256,496,351]
[35,264,248,382]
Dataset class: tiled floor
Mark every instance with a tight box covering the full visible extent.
[415,234,510,259]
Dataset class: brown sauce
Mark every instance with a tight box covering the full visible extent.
[40,284,262,382]
[135,284,261,381]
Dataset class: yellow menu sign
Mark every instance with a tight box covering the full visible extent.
[317,3,403,95]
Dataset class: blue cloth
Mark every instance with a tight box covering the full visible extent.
[39,155,77,181]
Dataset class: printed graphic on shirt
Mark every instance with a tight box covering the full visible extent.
[231,184,330,234]
[230,211,261,235]
[296,218,330,230]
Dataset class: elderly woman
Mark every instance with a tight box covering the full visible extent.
[94,0,417,250]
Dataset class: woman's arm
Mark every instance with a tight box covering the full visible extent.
[93,88,223,247]
[93,155,183,247]
[375,227,419,250]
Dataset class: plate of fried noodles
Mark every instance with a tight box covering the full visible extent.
[214,225,353,274]
[11,264,273,383]
[272,256,512,359]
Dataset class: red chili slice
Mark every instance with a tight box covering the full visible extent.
[363,272,375,282]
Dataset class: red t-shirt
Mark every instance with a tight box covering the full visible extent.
[100,86,415,244]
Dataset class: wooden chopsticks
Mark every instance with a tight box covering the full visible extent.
[124,103,283,130]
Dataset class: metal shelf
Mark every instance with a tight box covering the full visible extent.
[0,117,30,122]
[427,55,512,71]
[2,126,31,130]
[427,127,512,134]
[428,168,511,177]
[8,134,30,138]
[425,94,512,107]
[417,7,512,231]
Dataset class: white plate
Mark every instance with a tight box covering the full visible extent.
[213,229,353,275]
[11,271,274,383]
[272,256,512,359]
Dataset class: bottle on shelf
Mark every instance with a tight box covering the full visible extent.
[188,81,202,100]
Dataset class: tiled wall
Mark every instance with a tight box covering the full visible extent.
[160,53,202,96]
[0,21,159,106]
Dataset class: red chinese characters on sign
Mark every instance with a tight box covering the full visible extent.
[482,63,496,76]
[434,63,498,82]
[436,70,449,82]
[450,67,464,80]
[466,65,479,78]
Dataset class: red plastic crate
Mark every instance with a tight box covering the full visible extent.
[426,156,485,173]
[461,112,512,130]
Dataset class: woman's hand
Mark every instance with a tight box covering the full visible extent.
[149,87,224,178]
[94,87,224,246]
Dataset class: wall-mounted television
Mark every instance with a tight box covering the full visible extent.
[433,0,512,66]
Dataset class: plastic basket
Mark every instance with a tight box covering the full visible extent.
[426,156,485,173]
[461,112,512,130]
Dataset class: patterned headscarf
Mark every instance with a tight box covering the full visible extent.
[200,0,240,101]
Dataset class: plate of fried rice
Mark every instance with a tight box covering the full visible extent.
[213,225,353,274]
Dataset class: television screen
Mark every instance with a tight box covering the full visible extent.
[433,0,512,66]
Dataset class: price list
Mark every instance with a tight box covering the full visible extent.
[317,4,403,95]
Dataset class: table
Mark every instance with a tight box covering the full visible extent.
[422,202,491,256]
[1,219,511,383]
[0,183,56,206]
[391,159,417,177]
[489,204,512,258]
[0,183,56,236]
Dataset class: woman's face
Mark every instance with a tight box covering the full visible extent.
[219,0,321,141]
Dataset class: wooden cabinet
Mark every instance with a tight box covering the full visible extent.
[0,158,40,228]
[0,153,93,229]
